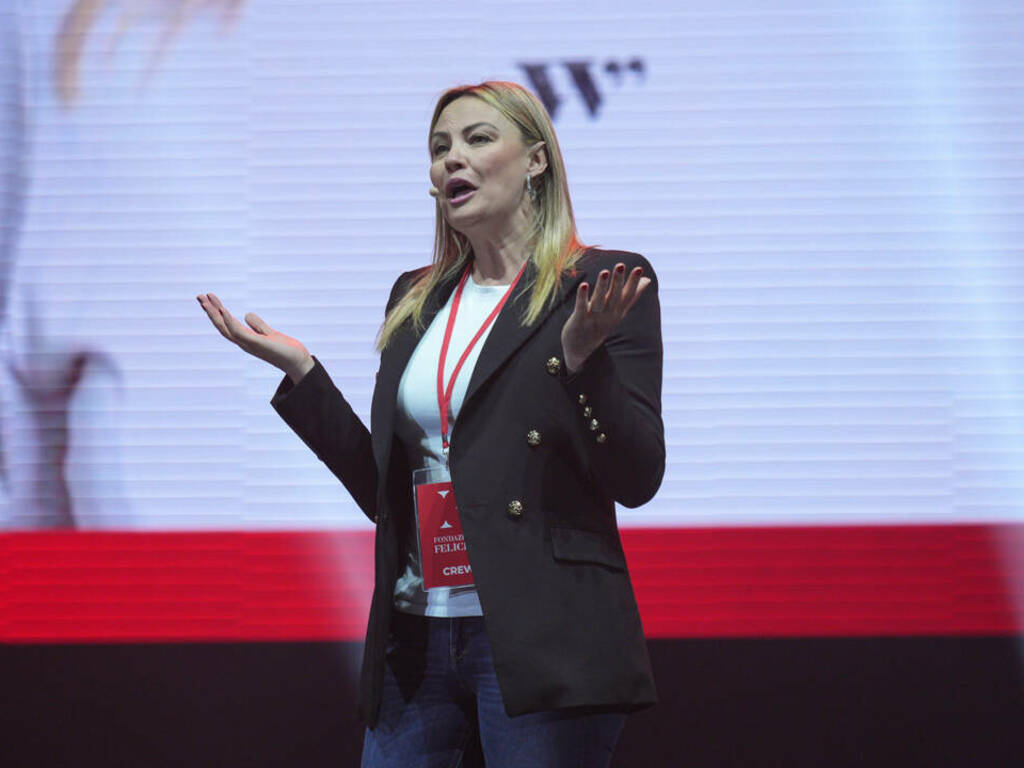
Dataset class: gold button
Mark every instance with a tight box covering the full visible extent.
[589,418,599,431]
[526,429,542,447]
[596,433,608,444]
[545,356,561,375]
[578,393,587,406]
[582,405,592,418]
[507,500,524,518]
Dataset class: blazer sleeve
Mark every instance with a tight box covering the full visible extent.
[270,355,377,521]
[268,272,415,522]
[560,253,665,508]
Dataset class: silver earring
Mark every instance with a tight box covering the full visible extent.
[526,173,537,200]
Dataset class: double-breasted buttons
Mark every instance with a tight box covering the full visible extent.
[577,393,605,439]
[526,429,542,447]
[545,356,562,375]
[507,500,524,518]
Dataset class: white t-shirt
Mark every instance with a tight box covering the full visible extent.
[392,271,510,617]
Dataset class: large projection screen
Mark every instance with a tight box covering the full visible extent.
[2,3,1023,561]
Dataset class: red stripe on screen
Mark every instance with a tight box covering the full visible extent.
[2,524,1022,642]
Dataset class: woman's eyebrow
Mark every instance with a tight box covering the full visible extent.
[430,122,499,140]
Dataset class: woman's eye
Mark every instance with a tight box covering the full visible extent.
[470,134,490,144]
[432,145,448,156]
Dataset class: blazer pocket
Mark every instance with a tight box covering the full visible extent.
[550,527,627,572]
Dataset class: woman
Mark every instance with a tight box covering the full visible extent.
[197,80,664,767]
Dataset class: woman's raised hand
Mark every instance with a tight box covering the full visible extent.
[196,293,314,383]
[561,263,651,375]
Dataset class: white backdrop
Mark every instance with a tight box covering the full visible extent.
[2,1,1023,529]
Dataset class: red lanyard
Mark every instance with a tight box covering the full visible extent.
[437,260,528,460]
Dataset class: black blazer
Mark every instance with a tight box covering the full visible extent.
[270,247,664,725]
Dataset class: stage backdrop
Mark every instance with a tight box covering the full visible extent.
[2,0,1024,635]
[4,4,1024,767]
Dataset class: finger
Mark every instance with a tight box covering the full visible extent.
[617,267,644,313]
[245,312,270,335]
[573,281,589,317]
[605,263,628,312]
[590,269,612,313]
[197,294,233,340]
[206,293,251,342]
[623,276,652,314]
[209,294,239,328]
[207,292,232,315]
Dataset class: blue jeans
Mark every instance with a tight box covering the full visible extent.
[360,612,627,768]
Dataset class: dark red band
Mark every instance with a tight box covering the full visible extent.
[3,524,1022,643]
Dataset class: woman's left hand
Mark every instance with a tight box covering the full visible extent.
[561,262,652,374]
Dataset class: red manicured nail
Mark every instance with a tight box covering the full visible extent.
[615,264,625,273]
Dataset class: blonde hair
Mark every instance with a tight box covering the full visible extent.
[377,81,586,351]
[57,0,244,107]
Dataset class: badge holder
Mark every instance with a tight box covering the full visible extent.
[412,466,474,589]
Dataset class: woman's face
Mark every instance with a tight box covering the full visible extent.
[429,96,538,235]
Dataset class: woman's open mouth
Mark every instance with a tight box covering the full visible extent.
[446,179,477,206]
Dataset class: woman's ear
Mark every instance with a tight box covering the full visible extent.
[527,141,548,178]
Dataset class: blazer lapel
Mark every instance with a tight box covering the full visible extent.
[462,259,583,408]
[371,259,583,475]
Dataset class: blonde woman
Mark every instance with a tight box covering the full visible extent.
[198,80,664,767]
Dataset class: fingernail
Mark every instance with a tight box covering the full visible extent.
[615,264,625,273]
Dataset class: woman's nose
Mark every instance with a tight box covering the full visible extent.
[444,143,466,170]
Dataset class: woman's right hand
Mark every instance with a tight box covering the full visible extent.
[196,293,314,383]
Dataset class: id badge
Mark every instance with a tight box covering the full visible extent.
[412,466,474,589]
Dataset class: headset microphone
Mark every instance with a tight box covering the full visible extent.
[429,187,440,198]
